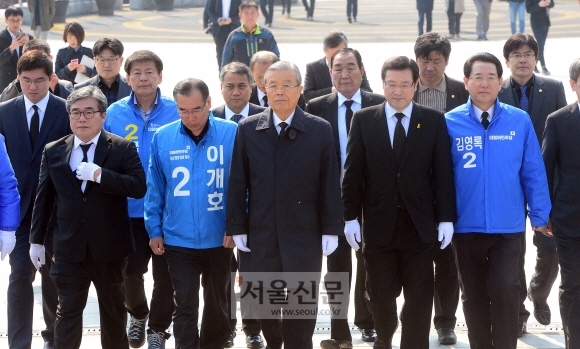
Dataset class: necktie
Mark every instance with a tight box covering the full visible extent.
[80,143,92,163]
[30,105,39,149]
[263,95,269,107]
[519,86,529,113]
[344,100,354,135]
[393,113,406,167]
[279,121,287,139]
[481,111,490,130]
[231,114,243,123]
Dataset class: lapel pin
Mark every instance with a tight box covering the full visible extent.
[451,94,455,98]
[417,124,421,129]
[539,89,543,93]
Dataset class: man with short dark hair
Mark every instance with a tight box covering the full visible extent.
[0,50,70,349]
[342,56,456,349]
[0,6,32,91]
[307,48,384,348]
[446,52,551,349]
[104,50,179,349]
[207,0,242,70]
[498,33,567,336]
[31,85,147,349]
[303,32,372,103]
[1,39,74,102]
[412,32,468,345]
[74,38,131,106]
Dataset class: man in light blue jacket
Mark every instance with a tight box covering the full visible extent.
[445,52,551,349]
[145,78,238,349]
[0,134,20,261]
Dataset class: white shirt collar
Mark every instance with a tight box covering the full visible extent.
[385,102,414,119]
[73,131,101,150]
[24,93,50,114]
[472,104,495,121]
[337,89,362,106]
[225,103,250,120]
[273,110,295,128]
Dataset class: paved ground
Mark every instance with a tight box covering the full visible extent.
[1,0,580,347]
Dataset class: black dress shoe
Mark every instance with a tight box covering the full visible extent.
[224,331,236,348]
[518,322,527,338]
[246,334,264,348]
[360,328,376,342]
[373,338,392,349]
[533,302,551,325]
[437,328,457,345]
[320,338,353,349]
[43,342,55,349]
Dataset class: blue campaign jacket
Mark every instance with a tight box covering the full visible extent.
[104,89,179,218]
[145,114,238,249]
[445,98,551,233]
[0,134,20,231]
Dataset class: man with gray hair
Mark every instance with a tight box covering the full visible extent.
[226,61,343,349]
[30,85,147,349]
[541,57,580,349]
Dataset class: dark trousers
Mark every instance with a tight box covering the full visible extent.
[8,203,58,348]
[554,235,580,349]
[165,244,231,349]
[212,23,238,70]
[453,233,521,349]
[433,245,459,329]
[260,0,274,24]
[418,10,432,35]
[281,0,291,13]
[518,231,559,324]
[261,313,317,349]
[325,236,373,340]
[346,0,358,18]
[530,20,549,68]
[50,252,128,349]
[227,251,262,335]
[124,218,174,333]
[446,2,462,35]
[363,209,435,349]
[302,0,315,17]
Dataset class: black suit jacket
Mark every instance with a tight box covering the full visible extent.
[30,130,146,263]
[54,45,96,83]
[226,107,343,273]
[542,103,580,238]
[342,102,456,246]
[306,90,386,172]
[413,74,469,113]
[249,83,306,110]
[303,57,373,103]
[0,94,70,219]
[498,74,566,144]
[208,0,242,37]
[211,102,265,120]
[0,28,33,92]
[73,74,132,103]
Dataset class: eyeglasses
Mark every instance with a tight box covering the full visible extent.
[178,100,207,117]
[469,76,499,83]
[70,110,101,120]
[383,82,415,91]
[265,84,300,92]
[20,78,48,86]
[96,57,120,65]
[509,53,535,60]
[8,19,22,23]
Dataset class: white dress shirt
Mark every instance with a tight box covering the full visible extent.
[222,0,231,19]
[472,104,495,123]
[256,88,268,107]
[69,132,102,192]
[24,93,50,132]
[385,102,413,147]
[337,90,362,183]
[225,103,250,121]
[273,111,295,135]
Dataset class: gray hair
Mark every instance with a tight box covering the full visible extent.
[264,61,302,86]
[173,78,210,101]
[219,62,253,84]
[249,51,280,71]
[66,86,108,114]
[570,58,580,82]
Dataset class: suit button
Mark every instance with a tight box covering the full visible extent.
[83,198,86,202]
[229,218,234,222]
[336,218,341,223]
[81,218,85,222]
[397,173,401,177]
[394,196,398,201]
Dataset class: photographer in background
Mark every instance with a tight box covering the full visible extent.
[0,6,33,92]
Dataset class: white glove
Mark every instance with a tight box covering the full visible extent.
[0,230,16,261]
[344,219,361,251]
[438,222,454,249]
[322,235,339,256]
[233,234,251,252]
[29,243,45,271]
[75,162,100,182]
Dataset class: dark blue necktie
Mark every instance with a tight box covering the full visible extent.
[231,114,243,123]
[520,86,529,113]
